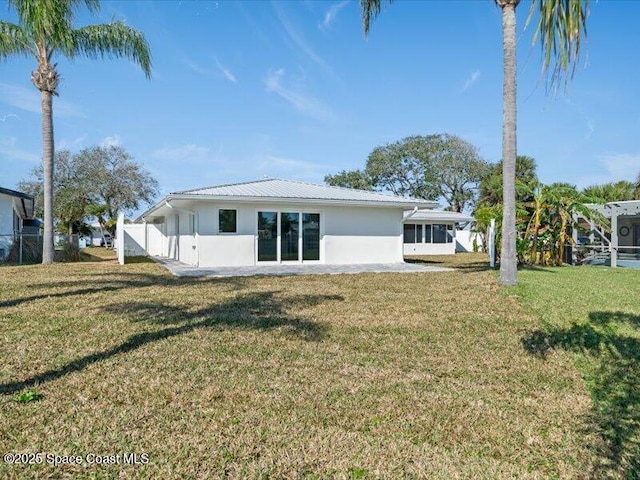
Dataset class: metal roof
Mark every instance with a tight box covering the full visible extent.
[0,187,34,219]
[174,178,437,206]
[403,209,474,223]
[0,186,33,201]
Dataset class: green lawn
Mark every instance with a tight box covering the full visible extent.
[0,250,637,478]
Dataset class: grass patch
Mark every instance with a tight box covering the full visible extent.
[12,391,43,404]
[0,253,623,477]
[516,265,640,478]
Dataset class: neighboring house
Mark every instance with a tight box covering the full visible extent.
[578,200,640,268]
[0,187,36,259]
[85,222,111,247]
[402,209,475,255]
[131,178,437,267]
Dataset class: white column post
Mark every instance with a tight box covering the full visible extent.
[117,212,125,265]
[489,218,496,268]
[610,206,618,268]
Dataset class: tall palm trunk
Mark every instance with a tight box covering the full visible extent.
[499,0,519,286]
[41,88,55,264]
[33,52,59,265]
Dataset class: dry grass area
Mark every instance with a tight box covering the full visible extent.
[0,249,608,478]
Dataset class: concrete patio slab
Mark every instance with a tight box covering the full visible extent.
[152,257,452,278]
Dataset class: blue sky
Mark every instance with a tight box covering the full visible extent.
[1,0,639,208]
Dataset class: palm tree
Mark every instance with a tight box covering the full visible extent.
[0,0,151,264]
[359,0,587,285]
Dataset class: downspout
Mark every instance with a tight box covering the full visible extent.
[143,218,148,256]
[404,206,419,221]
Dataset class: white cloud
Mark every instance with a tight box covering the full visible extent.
[462,70,481,92]
[273,3,336,79]
[575,153,640,188]
[0,136,40,163]
[319,1,349,30]
[101,135,122,148]
[214,57,237,83]
[0,83,84,118]
[264,68,335,122]
[0,113,20,122]
[184,59,209,76]
[184,57,237,83]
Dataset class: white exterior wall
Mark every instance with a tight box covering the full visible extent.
[0,193,14,234]
[176,201,404,267]
[323,206,403,264]
[404,241,455,255]
[0,194,15,258]
[197,202,256,267]
[165,214,178,260]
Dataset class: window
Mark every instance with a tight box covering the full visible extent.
[424,224,432,243]
[189,215,196,236]
[416,224,423,243]
[403,224,416,244]
[219,209,237,233]
[433,224,447,244]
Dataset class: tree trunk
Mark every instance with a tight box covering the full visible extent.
[499,2,518,286]
[41,89,55,264]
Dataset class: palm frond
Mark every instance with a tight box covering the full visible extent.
[360,0,391,36]
[527,0,589,89]
[70,22,151,78]
[0,21,35,57]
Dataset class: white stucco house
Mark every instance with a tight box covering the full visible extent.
[0,187,36,259]
[402,209,475,255]
[131,178,440,267]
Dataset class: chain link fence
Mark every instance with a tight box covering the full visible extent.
[0,233,83,265]
[0,233,43,264]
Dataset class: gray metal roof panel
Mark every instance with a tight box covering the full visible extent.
[175,178,436,206]
[403,209,474,223]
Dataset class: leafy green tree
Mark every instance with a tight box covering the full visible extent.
[79,145,159,236]
[0,0,151,264]
[425,134,488,212]
[325,169,374,190]
[326,134,487,211]
[358,0,588,285]
[478,155,538,207]
[19,145,158,241]
[582,181,639,203]
[364,136,439,200]
[18,150,93,238]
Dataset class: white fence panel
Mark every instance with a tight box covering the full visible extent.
[123,224,146,256]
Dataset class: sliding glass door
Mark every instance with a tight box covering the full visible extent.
[257,211,277,261]
[280,212,299,261]
[257,211,320,262]
[302,213,320,261]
